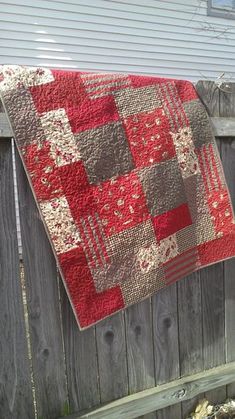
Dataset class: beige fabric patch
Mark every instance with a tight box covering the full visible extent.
[39,196,81,254]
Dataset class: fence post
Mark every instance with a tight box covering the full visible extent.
[0,139,34,419]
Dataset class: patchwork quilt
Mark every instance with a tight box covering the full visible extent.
[0,65,235,330]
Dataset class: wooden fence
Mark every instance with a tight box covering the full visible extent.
[0,81,235,419]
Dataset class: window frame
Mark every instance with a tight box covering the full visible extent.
[208,0,235,19]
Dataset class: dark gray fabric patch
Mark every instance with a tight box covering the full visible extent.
[183,99,214,148]
[76,121,134,184]
[2,87,46,148]
[114,85,162,117]
[139,158,187,216]
[183,173,208,222]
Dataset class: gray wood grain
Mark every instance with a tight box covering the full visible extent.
[217,83,235,400]
[152,286,181,419]
[138,413,157,419]
[210,117,235,137]
[196,81,221,118]
[125,300,155,393]
[60,282,100,411]
[196,81,227,405]
[201,263,226,404]
[178,272,203,418]
[15,146,69,419]
[0,140,34,419]
[95,312,128,403]
[62,361,235,419]
[219,84,235,399]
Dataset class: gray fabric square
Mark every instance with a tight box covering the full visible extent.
[3,87,46,148]
[91,220,158,293]
[114,85,161,117]
[183,99,214,148]
[139,158,187,216]
[183,173,209,222]
[76,121,134,184]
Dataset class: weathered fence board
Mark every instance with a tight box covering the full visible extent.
[223,139,235,398]
[125,300,155,393]
[196,81,227,405]
[64,361,235,419]
[15,146,69,419]
[60,283,100,412]
[95,312,129,403]
[0,140,34,419]
[153,285,181,419]
[178,272,203,418]
[219,83,235,399]
[210,117,235,137]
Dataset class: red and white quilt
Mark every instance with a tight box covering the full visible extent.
[1,65,235,329]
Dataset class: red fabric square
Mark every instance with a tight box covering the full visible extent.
[67,94,119,133]
[207,189,234,236]
[198,231,235,266]
[60,166,150,237]
[23,142,63,201]
[124,108,175,168]
[58,161,96,219]
[59,246,124,328]
[95,173,150,236]
[30,70,87,114]
[152,203,192,241]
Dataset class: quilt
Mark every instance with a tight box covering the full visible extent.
[0,65,235,329]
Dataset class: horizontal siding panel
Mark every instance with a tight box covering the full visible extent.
[2,0,208,15]
[1,10,234,37]
[0,0,235,81]
[0,55,227,79]
[1,28,235,56]
[1,18,235,48]
[1,46,235,72]
[0,1,231,30]
[1,38,235,61]
[1,46,235,71]
[2,32,235,56]
[42,0,209,13]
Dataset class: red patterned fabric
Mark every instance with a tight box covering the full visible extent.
[1,65,235,330]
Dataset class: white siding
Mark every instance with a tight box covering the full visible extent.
[0,0,235,81]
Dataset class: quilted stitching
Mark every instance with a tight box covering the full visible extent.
[1,65,235,330]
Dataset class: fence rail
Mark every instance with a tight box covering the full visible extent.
[0,81,235,419]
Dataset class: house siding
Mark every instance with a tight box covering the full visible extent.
[0,0,235,81]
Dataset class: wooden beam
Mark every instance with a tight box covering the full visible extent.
[0,112,235,139]
[210,117,235,137]
[59,362,235,419]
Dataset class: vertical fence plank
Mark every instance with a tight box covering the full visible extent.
[138,413,156,419]
[126,297,177,419]
[178,272,203,418]
[152,286,181,419]
[223,140,235,398]
[95,312,128,404]
[222,139,235,397]
[0,139,34,419]
[219,82,235,399]
[15,147,69,419]
[196,81,227,405]
[125,300,155,394]
[201,263,226,404]
[60,283,100,412]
